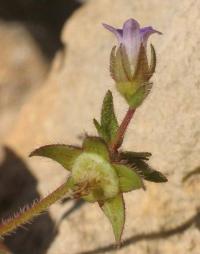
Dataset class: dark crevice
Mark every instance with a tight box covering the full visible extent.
[0,146,86,253]
[0,146,57,254]
[0,0,83,60]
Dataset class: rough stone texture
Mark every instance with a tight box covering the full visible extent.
[3,0,200,253]
[0,21,48,141]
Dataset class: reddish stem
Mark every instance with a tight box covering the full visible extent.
[110,107,136,154]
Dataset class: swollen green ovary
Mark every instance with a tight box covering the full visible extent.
[72,152,119,201]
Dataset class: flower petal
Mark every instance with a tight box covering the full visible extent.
[102,23,123,43]
[122,19,141,70]
[140,26,162,47]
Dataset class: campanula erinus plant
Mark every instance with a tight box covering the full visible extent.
[0,18,167,246]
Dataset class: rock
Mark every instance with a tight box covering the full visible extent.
[0,0,83,60]
[0,21,48,141]
[3,0,200,253]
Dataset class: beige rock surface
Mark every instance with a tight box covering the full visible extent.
[0,21,48,141]
[3,0,200,253]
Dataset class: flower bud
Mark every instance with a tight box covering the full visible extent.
[103,19,161,108]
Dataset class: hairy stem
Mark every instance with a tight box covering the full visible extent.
[110,107,136,154]
[0,181,71,237]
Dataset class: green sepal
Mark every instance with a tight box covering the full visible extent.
[120,152,167,183]
[149,44,156,79]
[133,44,150,82]
[100,194,125,245]
[127,83,152,108]
[115,44,154,108]
[82,136,110,161]
[113,163,143,192]
[110,46,129,82]
[110,46,117,81]
[120,44,132,80]
[116,79,152,108]
[30,144,82,171]
[127,86,147,108]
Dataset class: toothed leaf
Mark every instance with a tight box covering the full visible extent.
[113,163,143,192]
[93,118,109,141]
[30,144,82,171]
[83,136,110,161]
[101,90,119,142]
[121,151,152,161]
[120,152,167,183]
[100,194,125,245]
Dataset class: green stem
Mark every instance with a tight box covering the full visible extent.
[110,107,136,154]
[0,181,71,237]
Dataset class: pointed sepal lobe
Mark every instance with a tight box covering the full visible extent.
[100,194,125,245]
[30,144,82,171]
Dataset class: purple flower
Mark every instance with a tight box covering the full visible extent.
[103,19,161,72]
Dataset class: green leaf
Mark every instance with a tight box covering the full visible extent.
[100,194,125,245]
[93,118,109,142]
[113,163,143,192]
[101,90,119,142]
[83,136,110,161]
[30,144,82,171]
[120,152,167,183]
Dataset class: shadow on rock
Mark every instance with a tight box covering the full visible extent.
[0,0,83,60]
[0,146,57,254]
[78,209,200,254]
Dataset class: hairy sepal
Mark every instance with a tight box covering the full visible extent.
[100,194,125,246]
[83,136,110,161]
[120,152,167,183]
[148,44,156,79]
[113,163,143,192]
[126,82,152,108]
[110,46,129,82]
[133,44,150,82]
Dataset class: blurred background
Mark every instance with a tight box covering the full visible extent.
[0,0,199,253]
